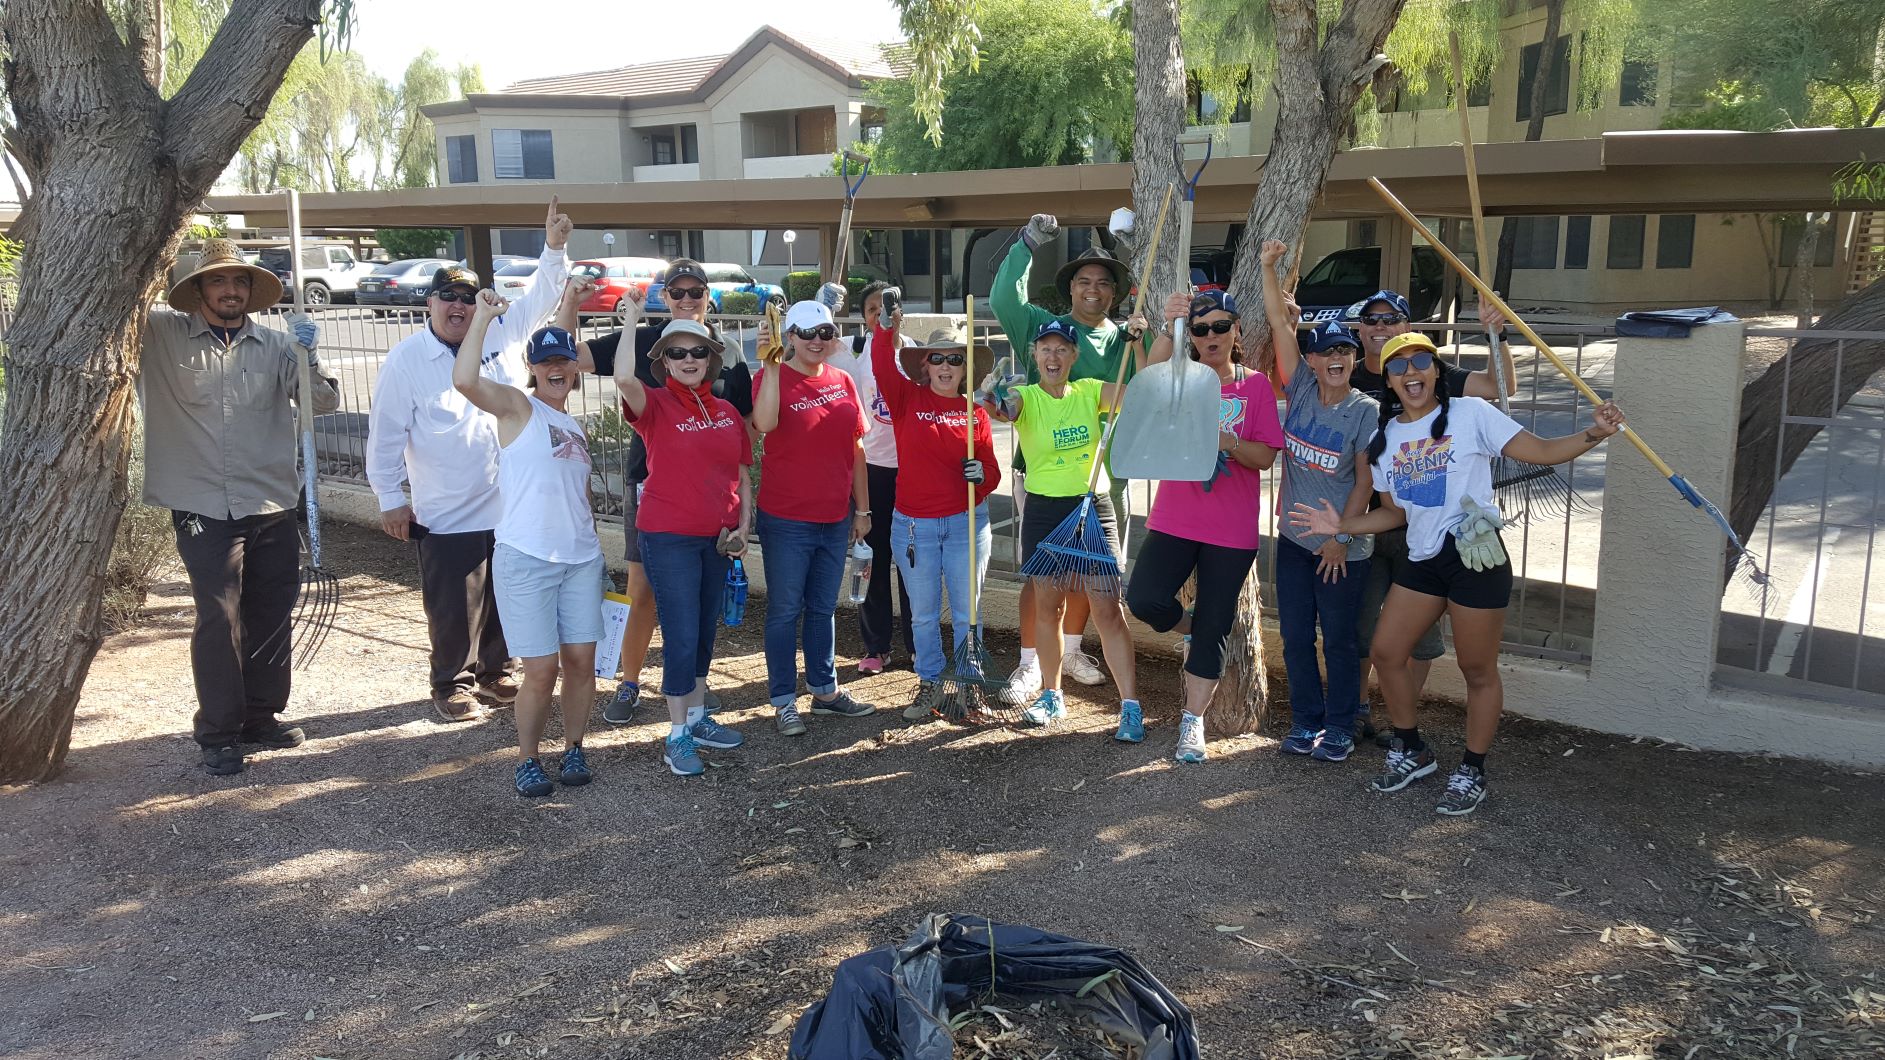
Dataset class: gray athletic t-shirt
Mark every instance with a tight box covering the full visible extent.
[1280,367,1380,560]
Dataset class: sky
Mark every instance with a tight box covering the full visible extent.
[348,0,908,92]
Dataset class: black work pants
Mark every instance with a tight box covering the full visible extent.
[172,509,300,747]
[415,528,512,698]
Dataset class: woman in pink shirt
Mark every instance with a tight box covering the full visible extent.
[1124,291,1283,764]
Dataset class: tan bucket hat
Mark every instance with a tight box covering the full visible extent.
[168,238,283,312]
[899,324,995,394]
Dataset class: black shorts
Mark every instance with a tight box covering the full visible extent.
[623,483,643,564]
[1392,536,1513,609]
[1020,491,1120,564]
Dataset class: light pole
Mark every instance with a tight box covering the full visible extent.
[783,229,797,274]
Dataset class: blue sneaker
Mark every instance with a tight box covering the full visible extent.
[514,757,553,797]
[557,744,593,786]
[1281,725,1322,755]
[689,715,744,749]
[664,733,705,776]
[1311,730,1353,762]
[603,681,640,726]
[1019,688,1065,728]
[1113,700,1145,743]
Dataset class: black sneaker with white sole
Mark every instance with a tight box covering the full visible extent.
[1370,738,1438,793]
[1435,764,1487,815]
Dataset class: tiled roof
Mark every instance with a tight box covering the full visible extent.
[501,26,901,98]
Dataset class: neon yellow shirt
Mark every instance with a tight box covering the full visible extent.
[1012,378,1108,497]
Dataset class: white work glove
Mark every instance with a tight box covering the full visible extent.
[285,311,319,356]
[1021,213,1060,251]
[817,282,847,314]
[972,357,1026,419]
[1454,496,1508,572]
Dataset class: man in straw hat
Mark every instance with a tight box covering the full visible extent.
[366,196,573,723]
[989,215,1149,707]
[140,238,337,776]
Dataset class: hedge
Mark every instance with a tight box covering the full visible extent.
[719,291,761,315]
[783,270,878,311]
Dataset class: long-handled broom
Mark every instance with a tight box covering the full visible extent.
[940,296,1008,724]
[1370,176,1770,587]
[1018,183,1176,593]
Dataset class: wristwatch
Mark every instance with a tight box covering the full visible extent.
[1334,533,1354,545]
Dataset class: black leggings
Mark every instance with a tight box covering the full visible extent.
[1126,529,1258,680]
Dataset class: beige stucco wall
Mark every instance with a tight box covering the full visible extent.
[431,106,628,188]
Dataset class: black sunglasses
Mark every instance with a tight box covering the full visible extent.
[926,352,966,367]
[666,285,708,301]
[434,289,478,305]
[1188,320,1235,337]
[791,324,838,341]
[663,345,714,361]
[1360,312,1409,326]
[1384,350,1436,376]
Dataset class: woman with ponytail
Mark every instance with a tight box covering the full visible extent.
[1290,332,1625,815]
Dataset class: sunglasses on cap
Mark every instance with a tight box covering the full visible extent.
[1188,320,1235,337]
[1360,312,1409,326]
[663,345,715,361]
[666,285,708,301]
[926,352,967,367]
[1384,350,1436,376]
[791,324,838,341]
[434,289,478,305]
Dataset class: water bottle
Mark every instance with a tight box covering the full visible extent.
[723,558,749,627]
[845,541,872,606]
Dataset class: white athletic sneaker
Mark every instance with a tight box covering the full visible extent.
[1000,659,1043,705]
[1174,712,1208,764]
[1062,650,1106,687]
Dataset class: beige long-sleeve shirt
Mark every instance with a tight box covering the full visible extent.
[138,308,340,519]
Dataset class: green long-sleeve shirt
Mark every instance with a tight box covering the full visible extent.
[990,240,1140,387]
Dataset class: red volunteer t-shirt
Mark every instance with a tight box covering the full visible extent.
[627,384,751,537]
[755,364,867,523]
[870,327,1000,518]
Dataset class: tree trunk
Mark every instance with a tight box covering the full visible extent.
[0,0,318,783]
[1491,0,1564,300]
[1213,0,1408,735]
[1129,0,1186,310]
[1794,212,1823,329]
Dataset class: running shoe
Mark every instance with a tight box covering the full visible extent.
[1174,711,1208,763]
[1312,730,1354,763]
[514,757,554,797]
[902,680,943,721]
[1113,700,1145,743]
[812,690,874,717]
[689,715,744,749]
[858,652,888,675]
[999,659,1042,705]
[1280,725,1322,756]
[603,681,640,726]
[1018,688,1065,729]
[663,733,704,776]
[1371,738,1439,793]
[1062,650,1106,687]
[1436,764,1488,816]
[775,702,807,736]
[557,744,592,786]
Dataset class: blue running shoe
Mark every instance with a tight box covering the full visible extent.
[1113,700,1145,743]
[1311,730,1353,762]
[514,757,553,797]
[1019,688,1064,728]
[689,715,744,749]
[557,744,593,786]
[1281,725,1322,755]
[664,733,705,776]
[603,681,639,726]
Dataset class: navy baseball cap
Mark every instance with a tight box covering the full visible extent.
[1033,319,1078,346]
[527,326,578,363]
[1304,319,1361,354]
[1189,290,1240,318]
[1361,290,1411,318]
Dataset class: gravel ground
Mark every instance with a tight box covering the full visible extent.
[2,521,1881,1060]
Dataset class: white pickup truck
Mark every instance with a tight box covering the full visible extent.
[255,243,368,305]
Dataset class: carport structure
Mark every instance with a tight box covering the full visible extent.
[206,127,1883,305]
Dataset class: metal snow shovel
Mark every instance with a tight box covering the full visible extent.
[1109,133,1222,482]
[826,149,872,304]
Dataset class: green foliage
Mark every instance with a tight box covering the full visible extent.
[104,442,177,633]
[0,236,21,279]
[375,228,453,260]
[1645,0,1882,131]
[784,270,823,303]
[1834,157,1885,205]
[1029,282,1070,316]
[870,0,1133,172]
[890,0,986,145]
[719,291,761,316]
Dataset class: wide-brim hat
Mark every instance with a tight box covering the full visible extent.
[899,325,994,394]
[1054,246,1133,301]
[648,318,727,380]
[168,238,283,312]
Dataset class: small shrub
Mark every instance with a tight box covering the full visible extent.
[1030,282,1071,316]
[104,446,178,632]
[719,291,760,316]
[783,270,822,303]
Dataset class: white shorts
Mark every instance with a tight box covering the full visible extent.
[492,544,605,658]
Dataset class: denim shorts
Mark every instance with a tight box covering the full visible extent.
[492,543,605,658]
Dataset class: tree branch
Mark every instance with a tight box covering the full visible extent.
[164,0,320,192]
[126,0,166,91]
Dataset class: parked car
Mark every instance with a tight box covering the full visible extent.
[1190,250,1233,294]
[356,258,455,311]
[570,256,668,320]
[1295,245,1445,323]
[646,262,786,315]
[493,260,540,300]
[459,254,531,274]
[256,243,368,305]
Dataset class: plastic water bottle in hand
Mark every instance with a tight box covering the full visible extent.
[845,541,872,606]
[723,559,749,627]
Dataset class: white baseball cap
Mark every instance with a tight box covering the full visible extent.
[783,300,835,333]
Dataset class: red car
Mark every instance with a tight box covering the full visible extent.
[570,257,668,320]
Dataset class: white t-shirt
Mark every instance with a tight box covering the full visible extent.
[1370,396,1524,562]
[835,332,908,468]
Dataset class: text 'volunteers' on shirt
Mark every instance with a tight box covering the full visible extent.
[1145,368,1285,552]
[869,326,1001,518]
[1369,395,1524,562]
[755,364,867,523]
[1012,377,1109,497]
[627,382,752,537]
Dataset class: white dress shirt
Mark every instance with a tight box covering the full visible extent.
[365,245,569,533]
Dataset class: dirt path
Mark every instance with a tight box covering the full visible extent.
[3,522,1881,1059]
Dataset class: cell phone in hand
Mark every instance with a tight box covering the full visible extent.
[880,287,901,321]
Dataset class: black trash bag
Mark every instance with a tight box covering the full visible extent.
[1615,306,1738,338]
[788,913,1200,1060]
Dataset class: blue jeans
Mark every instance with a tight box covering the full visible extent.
[1275,535,1371,735]
[891,503,992,682]
[757,510,850,707]
[639,531,729,698]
